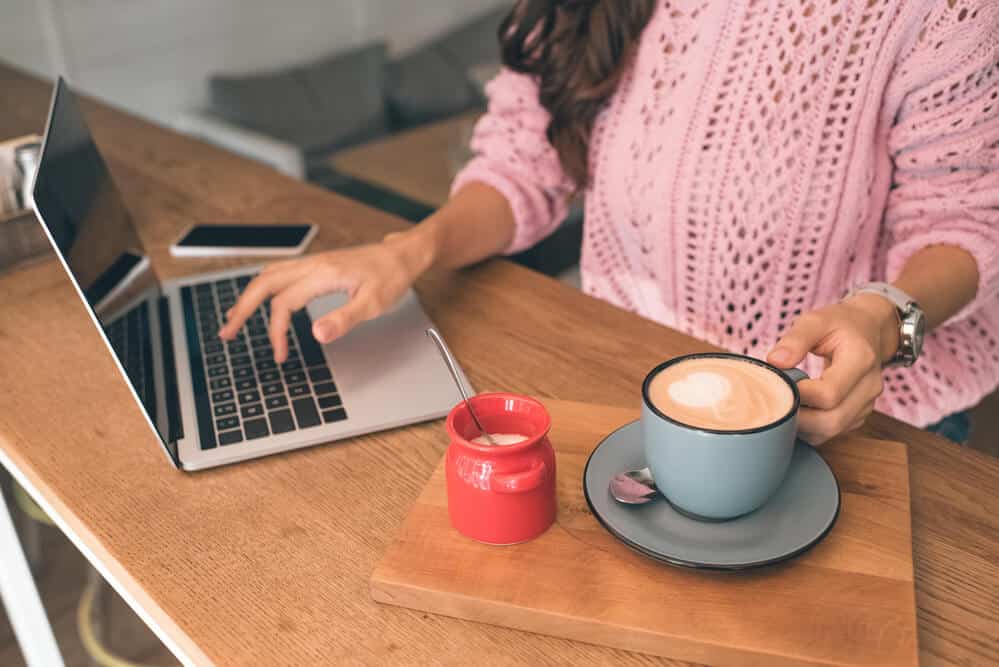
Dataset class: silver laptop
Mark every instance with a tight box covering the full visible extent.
[31,77,461,471]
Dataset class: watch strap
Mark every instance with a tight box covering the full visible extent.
[847,282,918,312]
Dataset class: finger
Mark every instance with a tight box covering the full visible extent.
[218,263,308,338]
[267,276,335,363]
[767,312,828,368]
[798,376,881,444]
[798,338,880,410]
[311,291,380,344]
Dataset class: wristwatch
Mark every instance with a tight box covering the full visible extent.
[846,282,926,367]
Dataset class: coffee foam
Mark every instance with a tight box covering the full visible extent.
[648,357,793,431]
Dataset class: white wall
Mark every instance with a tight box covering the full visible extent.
[0,0,508,128]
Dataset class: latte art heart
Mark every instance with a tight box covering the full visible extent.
[648,357,794,431]
[666,371,733,408]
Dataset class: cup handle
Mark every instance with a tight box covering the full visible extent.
[783,368,809,384]
[491,460,547,494]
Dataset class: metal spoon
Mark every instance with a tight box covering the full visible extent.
[609,467,661,504]
[425,327,497,446]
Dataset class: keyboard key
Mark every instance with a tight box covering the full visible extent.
[313,382,337,396]
[322,408,348,423]
[281,359,303,372]
[241,403,264,418]
[216,416,239,431]
[292,397,321,428]
[230,354,252,367]
[288,384,310,397]
[236,276,251,288]
[262,382,284,396]
[308,366,332,383]
[284,371,306,385]
[209,377,231,390]
[235,378,257,391]
[265,395,288,409]
[208,365,228,378]
[214,402,236,417]
[206,353,226,366]
[317,394,341,410]
[268,409,295,434]
[253,348,274,360]
[292,309,326,366]
[244,418,269,440]
[255,359,277,371]
[259,370,280,383]
[195,283,212,294]
[248,324,268,338]
[238,390,261,404]
[211,389,234,403]
[227,342,248,355]
[219,430,243,446]
[233,366,254,380]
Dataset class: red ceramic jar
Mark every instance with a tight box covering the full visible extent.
[444,393,556,545]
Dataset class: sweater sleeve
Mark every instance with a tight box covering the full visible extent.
[883,0,999,323]
[450,67,576,254]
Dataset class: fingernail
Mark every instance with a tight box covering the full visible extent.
[313,323,330,343]
[769,348,791,365]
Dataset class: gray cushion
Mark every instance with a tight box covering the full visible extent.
[210,43,389,156]
[386,7,507,129]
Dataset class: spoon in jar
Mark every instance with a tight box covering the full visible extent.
[426,327,497,446]
[609,467,661,504]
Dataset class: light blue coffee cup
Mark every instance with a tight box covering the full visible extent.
[640,353,807,521]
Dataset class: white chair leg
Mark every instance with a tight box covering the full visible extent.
[0,488,64,667]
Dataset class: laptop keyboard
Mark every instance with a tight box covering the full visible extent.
[106,301,157,417]
[180,275,347,450]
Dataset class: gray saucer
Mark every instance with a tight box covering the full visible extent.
[583,421,840,570]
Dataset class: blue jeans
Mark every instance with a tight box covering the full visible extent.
[925,412,971,445]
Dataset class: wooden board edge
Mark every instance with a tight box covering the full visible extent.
[369,574,835,667]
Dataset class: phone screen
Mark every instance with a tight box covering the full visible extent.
[176,224,313,248]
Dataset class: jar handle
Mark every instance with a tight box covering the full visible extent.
[491,460,547,494]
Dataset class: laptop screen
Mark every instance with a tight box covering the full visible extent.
[32,78,177,463]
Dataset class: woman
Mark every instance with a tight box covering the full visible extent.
[221,0,998,444]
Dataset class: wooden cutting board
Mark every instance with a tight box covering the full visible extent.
[371,399,918,666]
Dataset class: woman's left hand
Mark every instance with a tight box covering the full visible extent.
[765,294,899,445]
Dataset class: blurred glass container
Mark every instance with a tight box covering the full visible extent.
[15,141,41,210]
[1,135,49,273]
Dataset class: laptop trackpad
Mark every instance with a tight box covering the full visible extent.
[305,290,458,427]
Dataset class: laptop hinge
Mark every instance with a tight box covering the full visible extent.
[158,296,183,466]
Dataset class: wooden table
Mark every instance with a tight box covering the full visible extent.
[330,112,480,209]
[0,64,996,666]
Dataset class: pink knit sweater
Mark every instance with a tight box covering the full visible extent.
[453,0,999,427]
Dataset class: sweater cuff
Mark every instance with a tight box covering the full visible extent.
[885,222,999,324]
[450,157,565,255]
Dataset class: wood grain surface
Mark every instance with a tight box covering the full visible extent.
[0,64,996,666]
[373,399,919,666]
[330,112,480,208]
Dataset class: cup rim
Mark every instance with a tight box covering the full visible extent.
[445,392,552,454]
[641,352,801,435]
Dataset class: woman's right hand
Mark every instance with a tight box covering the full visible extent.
[218,232,435,363]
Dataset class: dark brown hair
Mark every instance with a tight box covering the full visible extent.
[499,0,656,189]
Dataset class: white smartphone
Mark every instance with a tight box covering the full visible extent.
[169,224,317,258]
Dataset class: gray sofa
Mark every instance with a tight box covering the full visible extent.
[178,8,506,180]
